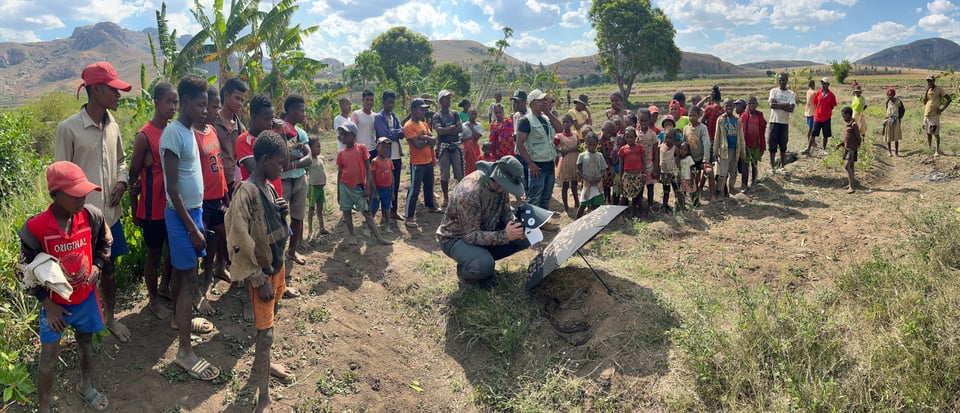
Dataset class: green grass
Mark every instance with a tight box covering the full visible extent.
[667,208,960,411]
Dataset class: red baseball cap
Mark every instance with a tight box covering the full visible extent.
[46,161,102,197]
[648,105,660,114]
[76,61,132,98]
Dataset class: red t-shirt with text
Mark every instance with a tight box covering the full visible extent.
[26,206,95,305]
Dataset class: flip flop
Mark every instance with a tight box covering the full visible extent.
[404,221,420,229]
[182,358,220,381]
[173,317,214,334]
[78,385,109,411]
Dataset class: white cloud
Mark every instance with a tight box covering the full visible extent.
[797,40,844,62]
[919,13,960,38]
[69,0,152,23]
[466,0,562,31]
[928,0,958,14]
[560,1,588,28]
[844,22,916,46]
[659,0,768,28]
[24,15,65,28]
[508,32,596,64]
[0,28,40,43]
[759,0,848,30]
[706,34,797,64]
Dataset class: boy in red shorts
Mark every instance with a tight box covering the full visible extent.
[18,161,112,412]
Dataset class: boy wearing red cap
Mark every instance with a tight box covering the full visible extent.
[55,61,132,343]
[18,161,113,412]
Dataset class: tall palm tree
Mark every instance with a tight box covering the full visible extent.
[249,0,324,104]
[191,0,258,87]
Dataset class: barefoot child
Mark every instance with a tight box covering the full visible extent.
[480,141,497,162]
[884,88,904,157]
[837,106,861,194]
[337,122,392,245]
[740,96,766,189]
[714,98,746,197]
[678,142,695,209]
[683,105,715,205]
[618,127,646,218]
[637,111,660,213]
[161,75,220,381]
[555,113,580,212]
[19,161,112,412]
[659,129,681,212]
[599,121,617,204]
[306,138,329,239]
[370,138,395,232]
[128,82,176,320]
[194,85,229,317]
[225,131,293,413]
[577,132,607,218]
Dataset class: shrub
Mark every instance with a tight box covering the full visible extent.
[0,112,45,200]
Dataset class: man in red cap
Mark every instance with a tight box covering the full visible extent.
[55,61,133,343]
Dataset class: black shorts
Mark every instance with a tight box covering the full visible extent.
[844,149,858,162]
[811,120,832,139]
[202,198,227,228]
[142,219,167,250]
[768,123,789,153]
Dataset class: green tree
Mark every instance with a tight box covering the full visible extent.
[346,49,385,90]
[190,0,258,87]
[151,1,209,83]
[473,27,513,105]
[242,0,324,104]
[589,0,680,103]
[370,27,433,101]
[830,59,853,84]
[430,63,471,98]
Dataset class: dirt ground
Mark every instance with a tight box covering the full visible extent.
[22,78,960,412]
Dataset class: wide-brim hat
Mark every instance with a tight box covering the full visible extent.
[573,94,589,105]
[477,155,525,197]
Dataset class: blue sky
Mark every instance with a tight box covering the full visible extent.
[0,0,958,66]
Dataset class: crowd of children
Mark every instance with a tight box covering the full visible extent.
[17,60,926,411]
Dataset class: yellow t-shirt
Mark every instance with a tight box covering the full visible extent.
[925,85,947,117]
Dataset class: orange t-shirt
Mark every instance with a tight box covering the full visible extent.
[195,126,227,200]
[403,119,434,166]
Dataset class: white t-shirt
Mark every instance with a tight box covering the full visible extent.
[679,155,694,180]
[768,87,796,125]
[351,110,377,150]
[334,114,349,151]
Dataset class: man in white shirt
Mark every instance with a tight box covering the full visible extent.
[768,72,796,172]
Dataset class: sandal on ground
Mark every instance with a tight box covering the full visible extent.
[181,358,220,381]
[390,213,404,221]
[78,385,109,411]
[172,317,214,334]
[404,221,420,229]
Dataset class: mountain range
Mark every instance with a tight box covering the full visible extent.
[0,21,951,105]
